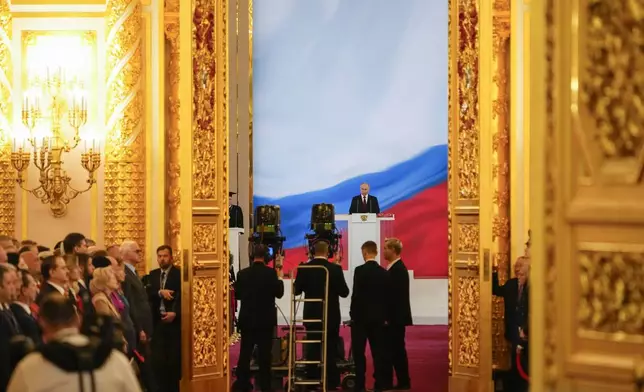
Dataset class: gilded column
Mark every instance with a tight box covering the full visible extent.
[104,0,145,258]
[164,2,181,261]
[0,0,14,237]
[491,0,511,371]
[188,0,230,388]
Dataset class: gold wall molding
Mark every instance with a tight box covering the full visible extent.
[104,0,145,260]
[164,17,181,262]
[448,0,484,386]
[0,0,13,236]
[491,0,511,371]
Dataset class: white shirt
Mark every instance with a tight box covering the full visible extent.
[7,329,142,392]
[387,258,401,270]
[77,279,87,289]
[125,263,136,275]
[362,194,369,203]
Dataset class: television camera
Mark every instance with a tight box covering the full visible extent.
[248,204,286,266]
[306,203,342,259]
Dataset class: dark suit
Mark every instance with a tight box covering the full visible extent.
[36,282,75,308]
[294,258,349,386]
[0,305,22,391]
[350,260,388,391]
[122,266,157,392]
[147,266,182,392]
[9,303,41,347]
[230,204,244,228]
[384,259,412,388]
[349,195,381,214]
[492,273,529,391]
[234,261,284,392]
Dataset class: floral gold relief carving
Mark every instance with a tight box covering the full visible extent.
[457,0,480,200]
[0,0,14,236]
[164,20,181,261]
[457,223,479,253]
[193,276,218,368]
[582,0,643,160]
[457,277,480,367]
[579,250,644,335]
[104,0,145,261]
[193,224,217,253]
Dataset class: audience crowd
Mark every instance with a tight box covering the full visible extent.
[0,233,181,392]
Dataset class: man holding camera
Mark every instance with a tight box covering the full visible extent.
[233,244,284,392]
[7,293,141,392]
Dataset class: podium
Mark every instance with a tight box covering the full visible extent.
[228,227,245,276]
[335,213,395,271]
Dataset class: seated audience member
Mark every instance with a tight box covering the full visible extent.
[10,269,41,346]
[7,293,142,392]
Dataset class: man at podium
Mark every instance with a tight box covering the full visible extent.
[349,182,381,214]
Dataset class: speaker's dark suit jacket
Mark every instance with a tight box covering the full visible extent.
[386,260,413,326]
[294,258,349,326]
[122,266,154,338]
[9,303,41,346]
[349,195,381,214]
[235,262,284,329]
[350,260,389,326]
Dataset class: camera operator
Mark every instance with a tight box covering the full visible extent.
[295,240,349,390]
[232,244,284,392]
[7,293,141,392]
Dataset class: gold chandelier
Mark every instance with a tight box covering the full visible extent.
[11,66,101,217]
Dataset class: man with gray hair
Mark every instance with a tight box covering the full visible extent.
[120,240,158,392]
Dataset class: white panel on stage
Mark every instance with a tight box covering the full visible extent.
[275,274,448,326]
[229,227,245,275]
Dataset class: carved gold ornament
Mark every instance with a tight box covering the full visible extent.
[104,0,146,255]
[0,0,14,235]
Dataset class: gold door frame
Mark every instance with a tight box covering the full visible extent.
[448,0,512,389]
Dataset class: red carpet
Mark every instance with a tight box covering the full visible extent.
[230,325,448,391]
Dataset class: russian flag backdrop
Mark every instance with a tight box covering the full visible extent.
[252,0,448,277]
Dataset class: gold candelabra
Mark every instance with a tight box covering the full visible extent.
[11,66,101,217]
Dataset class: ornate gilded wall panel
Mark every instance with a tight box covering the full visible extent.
[578,248,644,336]
[189,0,229,386]
[448,0,481,381]
[104,0,146,260]
[491,0,511,371]
[0,0,14,237]
[537,0,644,388]
[164,18,181,261]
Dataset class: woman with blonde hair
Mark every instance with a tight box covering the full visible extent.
[90,267,122,318]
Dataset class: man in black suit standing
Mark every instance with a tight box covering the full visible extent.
[230,191,244,228]
[120,240,157,392]
[10,270,41,346]
[295,240,350,390]
[382,238,412,390]
[349,183,381,214]
[0,263,21,391]
[147,245,182,392]
[36,254,72,307]
[350,241,388,392]
[232,244,284,392]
